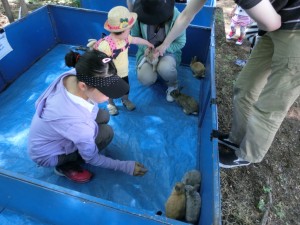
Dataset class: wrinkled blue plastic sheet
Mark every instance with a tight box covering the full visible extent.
[0,209,44,225]
[0,44,200,214]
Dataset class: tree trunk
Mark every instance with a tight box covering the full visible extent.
[19,0,28,18]
[1,0,14,23]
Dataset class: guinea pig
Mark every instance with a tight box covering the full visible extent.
[165,182,186,220]
[185,184,201,224]
[86,39,97,50]
[181,169,201,188]
[145,48,159,72]
[190,56,205,79]
[170,89,199,115]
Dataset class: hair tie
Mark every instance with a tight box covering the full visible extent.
[102,58,112,63]
[76,54,80,63]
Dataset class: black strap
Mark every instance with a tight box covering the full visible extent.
[210,130,220,139]
[111,41,130,59]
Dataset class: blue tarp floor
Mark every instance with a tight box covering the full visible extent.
[0,44,201,215]
[0,208,45,225]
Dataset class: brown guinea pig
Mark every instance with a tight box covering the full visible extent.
[190,56,205,79]
[165,182,186,220]
[145,48,159,72]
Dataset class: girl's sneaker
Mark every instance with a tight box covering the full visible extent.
[107,104,119,115]
[236,37,244,45]
[166,86,178,102]
[226,31,236,40]
[54,162,92,183]
[122,99,136,111]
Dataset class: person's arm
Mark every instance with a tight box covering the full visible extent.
[127,0,134,11]
[69,125,146,176]
[131,36,154,48]
[156,0,206,56]
[239,0,281,31]
[80,141,147,176]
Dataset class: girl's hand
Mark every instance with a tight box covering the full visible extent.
[147,42,154,49]
[133,162,148,176]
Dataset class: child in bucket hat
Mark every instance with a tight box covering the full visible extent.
[92,6,154,116]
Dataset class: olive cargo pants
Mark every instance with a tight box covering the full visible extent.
[229,30,300,163]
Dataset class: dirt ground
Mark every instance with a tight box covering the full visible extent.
[1,1,299,224]
[215,1,300,225]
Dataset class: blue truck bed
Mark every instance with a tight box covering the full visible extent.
[0,4,220,225]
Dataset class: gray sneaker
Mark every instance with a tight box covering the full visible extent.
[107,104,119,116]
[166,86,178,102]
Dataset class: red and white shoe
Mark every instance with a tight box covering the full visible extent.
[236,37,244,45]
[226,31,236,40]
[54,162,92,183]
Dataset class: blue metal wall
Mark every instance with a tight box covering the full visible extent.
[80,0,216,11]
[198,23,221,224]
[79,0,215,28]
[175,4,215,28]
[47,6,211,65]
[0,74,5,91]
[0,169,184,225]
[0,7,56,92]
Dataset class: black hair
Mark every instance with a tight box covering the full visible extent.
[64,50,117,78]
[65,51,80,67]
[112,31,125,36]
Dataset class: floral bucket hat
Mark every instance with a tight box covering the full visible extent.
[104,6,138,32]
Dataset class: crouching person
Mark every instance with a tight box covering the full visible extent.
[28,50,147,183]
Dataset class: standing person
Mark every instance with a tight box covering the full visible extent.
[245,22,261,53]
[28,50,147,183]
[218,0,300,168]
[131,0,186,102]
[226,4,252,45]
[93,6,154,115]
[127,0,135,11]
[156,0,281,56]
